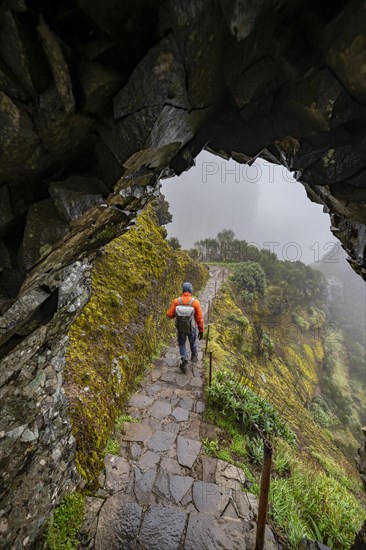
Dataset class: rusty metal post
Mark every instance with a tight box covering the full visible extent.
[205,324,210,355]
[255,440,273,550]
[209,350,213,387]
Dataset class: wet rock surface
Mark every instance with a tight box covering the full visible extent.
[83,268,278,549]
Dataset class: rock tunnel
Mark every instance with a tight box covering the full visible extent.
[0,0,366,546]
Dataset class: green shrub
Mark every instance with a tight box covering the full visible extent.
[231,262,266,297]
[46,493,84,550]
[206,369,296,444]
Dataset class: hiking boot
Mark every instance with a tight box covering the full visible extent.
[191,351,198,363]
[179,357,188,373]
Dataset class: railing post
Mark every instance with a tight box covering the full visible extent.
[205,324,210,355]
[209,350,213,387]
[255,440,273,550]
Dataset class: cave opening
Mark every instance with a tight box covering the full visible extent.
[161,148,366,448]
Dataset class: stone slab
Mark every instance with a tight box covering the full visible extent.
[148,430,177,452]
[150,400,172,420]
[192,481,229,515]
[138,505,187,550]
[123,423,152,443]
[201,456,217,483]
[104,455,131,494]
[172,407,189,422]
[184,511,244,550]
[129,394,154,408]
[169,474,194,504]
[160,457,186,476]
[145,383,162,396]
[96,499,143,550]
[177,436,201,468]
[134,466,157,506]
[161,370,175,382]
[153,470,171,499]
[138,450,160,469]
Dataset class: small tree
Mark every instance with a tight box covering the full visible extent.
[168,236,181,250]
[231,261,266,303]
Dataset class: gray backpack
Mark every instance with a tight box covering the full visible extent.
[175,297,196,334]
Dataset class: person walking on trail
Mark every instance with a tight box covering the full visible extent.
[167,282,204,373]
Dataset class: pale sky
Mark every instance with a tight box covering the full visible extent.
[161,150,338,264]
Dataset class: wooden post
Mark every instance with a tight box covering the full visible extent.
[214,280,217,297]
[255,440,273,550]
[207,300,210,324]
[209,350,213,387]
[205,324,210,354]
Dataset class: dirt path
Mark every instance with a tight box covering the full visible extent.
[80,266,278,549]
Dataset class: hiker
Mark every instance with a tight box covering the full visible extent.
[167,282,204,372]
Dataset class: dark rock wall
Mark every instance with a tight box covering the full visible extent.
[0,0,366,547]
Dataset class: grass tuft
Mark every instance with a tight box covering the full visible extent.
[46,493,84,550]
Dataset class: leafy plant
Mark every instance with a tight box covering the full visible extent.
[269,462,365,548]
[46,493,84,550]
[105,438,120,455]
[202,438,219,456]
[206,369,296,445]
[115,414,140,426]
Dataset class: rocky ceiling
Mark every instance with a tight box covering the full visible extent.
[1,0,366,354]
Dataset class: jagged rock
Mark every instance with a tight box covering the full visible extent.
[324,0,366,104]
[20,198,69,270]
[49,176,105,222]
[37,16,75,113]
[78,62,125,114]
[0,91,43,182]
[0,186,14,233]
[0,10,35,98]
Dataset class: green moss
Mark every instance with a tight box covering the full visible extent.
[46,493,84,550]
[65,206,208,486]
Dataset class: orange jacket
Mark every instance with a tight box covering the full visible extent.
[167,292,204,333]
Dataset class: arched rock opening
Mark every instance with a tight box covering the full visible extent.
[0,1,366,547]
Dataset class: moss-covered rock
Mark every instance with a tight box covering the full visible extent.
[64,206,208,486]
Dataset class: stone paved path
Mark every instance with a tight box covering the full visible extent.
[81,267,278,549]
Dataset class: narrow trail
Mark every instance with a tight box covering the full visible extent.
[81,266,278,549]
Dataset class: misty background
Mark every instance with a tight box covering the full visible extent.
[161,150,338,265]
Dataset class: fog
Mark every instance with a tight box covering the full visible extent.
[161,150,338,264]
